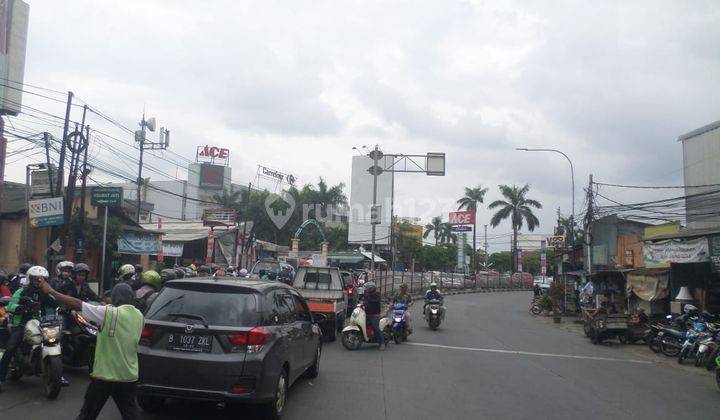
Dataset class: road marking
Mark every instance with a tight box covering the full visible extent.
[406,342,653,364]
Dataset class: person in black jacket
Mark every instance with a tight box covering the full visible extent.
[363,282,385,350]
[58,263,101,303]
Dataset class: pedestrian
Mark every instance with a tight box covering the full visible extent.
[39,279,144,420]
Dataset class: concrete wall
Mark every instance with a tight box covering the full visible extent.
[0,217,50,273]
[682,122,720,229]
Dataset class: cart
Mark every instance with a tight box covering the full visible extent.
[582,309,629,345]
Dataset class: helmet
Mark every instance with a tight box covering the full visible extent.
[56,261,74,276]
[197,265,212,275]
[400,283,408,291]
[73,263,91,274]
[118,264,135,278]
[141,270,162,290]
[27,265,50,287]
[430,282,438,289]
[174,268,185,279]
[365,281,377,294]
[683,304,699,315]
[239,268,248,277]
[189,264,197,271]
[19,263,32,274]
[160,269,177,283]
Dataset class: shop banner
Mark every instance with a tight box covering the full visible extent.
[163,241,184,257]
[118,232,184,257]
[643,237,709,268]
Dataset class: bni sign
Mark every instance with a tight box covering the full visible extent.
[28,196,64,227]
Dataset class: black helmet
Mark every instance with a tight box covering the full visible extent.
[134,264,143,274]
[174,267,185,279]
[19,263,32,274]
[160,268,177,283]
[73,263,91,274]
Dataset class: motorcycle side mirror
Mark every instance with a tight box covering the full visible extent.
[311,312,327,324]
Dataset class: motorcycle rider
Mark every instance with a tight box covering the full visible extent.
[52,261,74,290]
[392,282,413,333]
[238,268,249,278]
[58,263,101,303]
[116,264,139,291]
[8,263,32,293]
[38,279,144,419]
[363,282,385,350]
[424,282,445,320]
[134,270,162,313]
[0,266,57,392]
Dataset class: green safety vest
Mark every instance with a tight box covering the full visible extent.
[91,304,144,382]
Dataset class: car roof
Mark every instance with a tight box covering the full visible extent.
[165,277,293,293]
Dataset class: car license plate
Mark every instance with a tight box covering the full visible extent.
[167,333,213,353]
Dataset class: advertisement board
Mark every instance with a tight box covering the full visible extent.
[451,225,472,232]
[199,164,225,189]
[117,232,183,257]
[30,165,58,198]
[643,237,709,268]
[448,211,475,225]
[348,155,392,245]
[28,196,63,227]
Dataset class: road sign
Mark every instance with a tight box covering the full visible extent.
[30,165,59,198]
[28,196,64,227]
[451,225,472,232]
[448,211,476,225]
[91,186,123,207]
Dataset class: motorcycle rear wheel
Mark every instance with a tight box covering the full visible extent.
[705,346,720,371]
[677,348,689,365]
[647,335,661,353]
[428,317,440,330]
[43,356,62,400]
[341,331,363,351]
[660,337,681,357]
[530,305,542,316]
[393,330,402,345]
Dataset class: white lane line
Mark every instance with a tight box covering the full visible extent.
[406,342,653,364]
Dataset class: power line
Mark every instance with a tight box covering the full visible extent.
[595,181,720,189]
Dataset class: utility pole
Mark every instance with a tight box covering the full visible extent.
[369,145,380,272]
[134,113,168,222]
[55,91,73,196]
[0,117,6,182]
[483,224,488,268]
[76,125,90,261]
[585,174,594,277]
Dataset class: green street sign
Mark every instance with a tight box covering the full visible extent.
[91,186,123,207]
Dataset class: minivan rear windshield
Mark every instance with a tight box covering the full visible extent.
[146,286,260,327]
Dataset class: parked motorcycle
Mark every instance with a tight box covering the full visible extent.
[678,321,708,364]
[61,308,98,371]
[695,328,718,368]
[390,303,410,344]
[7,299,64,399]
[341,304,391,350]
[424,299,443,330]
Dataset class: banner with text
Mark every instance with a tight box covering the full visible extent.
[643,237,709,268]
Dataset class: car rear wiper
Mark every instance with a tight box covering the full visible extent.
[167,312,209,328]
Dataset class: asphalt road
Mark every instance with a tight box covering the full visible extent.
[2,292,720,419]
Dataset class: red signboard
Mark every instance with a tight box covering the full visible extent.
[198,145,230,160]
[206,230,214,264]
[517,249,523,273]
[157,218,164,262]
[541,252,546,275]
[448,211,476,225]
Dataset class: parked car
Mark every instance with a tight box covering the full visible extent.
[250,259,280,280]
[137,278,322,420]
[341,271,358,315]
[293,266,347,341]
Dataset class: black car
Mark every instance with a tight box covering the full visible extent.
[137,278,322,419]
[340,271,358,315]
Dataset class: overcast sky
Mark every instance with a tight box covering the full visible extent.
[5,0,720,251]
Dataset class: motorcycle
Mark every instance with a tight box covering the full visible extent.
[695,328,718,369]
[424,299,443,330]
[341,304,391,350]
[7,299,64,399]
[61,307,98,371]
[677,321,707,364]
[390,303,410,344]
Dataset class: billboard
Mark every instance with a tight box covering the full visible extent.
[448,210,475,225]
[348,155,392,245]
[0,0,29,116]
[29,165,58,198]
[28,196,63,227]
[199,164,225,189]
[643,238,709,268]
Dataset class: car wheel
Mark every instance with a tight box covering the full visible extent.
[261,370,288,420]
[305,344,321,379]
[137,394,165,413]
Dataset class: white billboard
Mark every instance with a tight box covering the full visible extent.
[0,0,29,116]
[348,155,393,245]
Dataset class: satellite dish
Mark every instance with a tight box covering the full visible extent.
[145,117,156,132]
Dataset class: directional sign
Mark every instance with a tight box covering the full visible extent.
[28,197,64,227]
[91,186,123,207]
[451,225,472,232]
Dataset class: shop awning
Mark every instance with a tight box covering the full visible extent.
[328,254,366,264]
[626,269,670,302]
[360,251,386,263]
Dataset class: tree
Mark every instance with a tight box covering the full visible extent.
[488,184,542,273]
[558,215,584,246]
[395,221,422,269]
[416,243,456,271]
[423,216,456,245]
[457,185,488,270]
[304,177,347,219]
[213,189,243,210]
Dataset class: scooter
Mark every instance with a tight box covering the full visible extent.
[390,303,410,344]
[678,321,707,364]
[695,329,718,368]
[341,304,391,350]
[7,299,64,399]
[61,307,98,371]
[424,299,443,330]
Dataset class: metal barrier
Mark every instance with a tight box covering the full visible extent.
[370,270,529,299]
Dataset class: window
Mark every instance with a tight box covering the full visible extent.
[289,293,311,322]
[146,285,259,327]
[301,272,332,290]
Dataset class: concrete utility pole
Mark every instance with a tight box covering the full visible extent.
[370,145,380,272]
[585,174,593,276]
[483,224,488,268]
[135,113,169,222]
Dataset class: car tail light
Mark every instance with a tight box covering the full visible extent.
[231,385,252,393]
[141,327,154,339]
[227,327,271,353]
[347,288,353,295]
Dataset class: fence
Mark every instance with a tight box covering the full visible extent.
[370,270,530,299]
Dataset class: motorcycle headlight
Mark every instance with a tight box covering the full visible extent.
[42,326,61,343]
[394,317,403,323]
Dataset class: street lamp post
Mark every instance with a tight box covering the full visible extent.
[515,148,575,244]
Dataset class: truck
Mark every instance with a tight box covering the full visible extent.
[292,266,347,341]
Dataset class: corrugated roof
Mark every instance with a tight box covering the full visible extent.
[677,120,720,142]
[643,226,720,241]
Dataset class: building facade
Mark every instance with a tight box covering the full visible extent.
[679,120,720,229]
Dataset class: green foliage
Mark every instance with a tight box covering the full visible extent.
[457,185,488,212]
[423,216,456,245]
[539,293,553,311]
[548,281,565,307]
[488,252,512,273]
[416,243,457,271]
[152,261,165,272]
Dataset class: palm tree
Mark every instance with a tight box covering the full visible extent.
[424,216,457,245]
[213,189,243,210]
[457,185,488,269]
[305,177,347,219]
[488,184,542,273]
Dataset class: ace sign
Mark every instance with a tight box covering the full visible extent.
[448,210,476,225]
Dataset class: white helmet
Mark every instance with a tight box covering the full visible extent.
[430,282,438,288]
[27,265,50,287]
[118,264,135,278]
[239,268,248,277]
[56,261,74,276]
